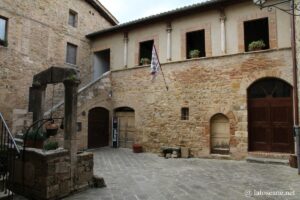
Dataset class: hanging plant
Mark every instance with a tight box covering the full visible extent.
[45,120,59,137]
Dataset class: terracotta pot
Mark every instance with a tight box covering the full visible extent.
[289,155,298,168]
[132,144,143,153]
[250,47,263,51]
[45,122,59,137]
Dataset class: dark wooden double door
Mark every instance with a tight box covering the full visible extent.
[88,107,109,149]
[248,78,294,153]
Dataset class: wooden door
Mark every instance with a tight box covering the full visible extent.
[248,78,294,153]
[88,107,109,149]
[115,111,135,148]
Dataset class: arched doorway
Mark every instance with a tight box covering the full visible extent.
[88,107,109,149]
[248,78,294,153]
[115,107,135,148]
[210,114,230,154]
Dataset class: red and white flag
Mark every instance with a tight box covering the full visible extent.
[150,45,160,81]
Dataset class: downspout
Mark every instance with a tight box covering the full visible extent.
[291,0,300,175]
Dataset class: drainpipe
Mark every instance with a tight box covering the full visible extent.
[291,0,300,175]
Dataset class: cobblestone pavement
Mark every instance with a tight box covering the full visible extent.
[63,147,299,200]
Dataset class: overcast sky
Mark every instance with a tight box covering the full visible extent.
[100,0,206,23]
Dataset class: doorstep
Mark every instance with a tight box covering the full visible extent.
[248,151,291,159]
[246,157,289,165]
[246,151,291,165]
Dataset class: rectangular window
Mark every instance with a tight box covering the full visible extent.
[66,43,77,65]
[186,30,205,59]
[139,40,154,65]
[68,10,78,27]
[0,16,8,46]
[181,108,189,120]
[244,18,269,52]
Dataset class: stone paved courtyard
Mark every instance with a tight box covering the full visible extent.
[62,147,299,200]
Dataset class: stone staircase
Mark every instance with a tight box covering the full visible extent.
[0,113,21,199]
[13,133,24,148]
[44,71,112,118]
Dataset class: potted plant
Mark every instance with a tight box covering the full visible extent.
[189,49,200,58]
[23,130,45,149]
[140,58,150,65]
[248,40,266,51]
[45,120,59,138]
[132,144,143,153]
[43,141,59,151]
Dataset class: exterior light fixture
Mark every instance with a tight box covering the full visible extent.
[253,0,300,16]
[253,0,266,6]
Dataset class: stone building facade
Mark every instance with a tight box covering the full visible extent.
[1,0,298,159]
[74,0,296,159]
[0,0,117,124]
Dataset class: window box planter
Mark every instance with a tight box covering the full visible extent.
[132,144,143,153]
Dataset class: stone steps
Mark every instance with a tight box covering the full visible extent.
[248,151,291,160]
[14,138,24,147]
[0,180,13,200]
[246,152,291,165]
[246,157,289,165]
[0,192,11,200]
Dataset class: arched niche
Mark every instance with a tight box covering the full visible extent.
[210,113,230,154]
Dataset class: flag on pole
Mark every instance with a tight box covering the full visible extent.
[150,45,160,81]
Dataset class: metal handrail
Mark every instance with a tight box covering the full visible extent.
[0,112,20,154]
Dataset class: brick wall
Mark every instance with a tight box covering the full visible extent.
[74,48,293,159]
[114,49,292,158]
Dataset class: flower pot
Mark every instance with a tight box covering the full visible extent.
[250,47,263,51]
[45,121,59,137]
[289,155,298,168]
[132,144,143,153]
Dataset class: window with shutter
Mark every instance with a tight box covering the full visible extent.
[66,43,77,65]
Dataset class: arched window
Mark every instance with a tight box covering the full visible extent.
[248,78,292,99]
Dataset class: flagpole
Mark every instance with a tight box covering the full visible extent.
[153,45,169,91]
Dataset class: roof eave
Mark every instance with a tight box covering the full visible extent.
[86,0,248,39]
[85,0,119,26]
